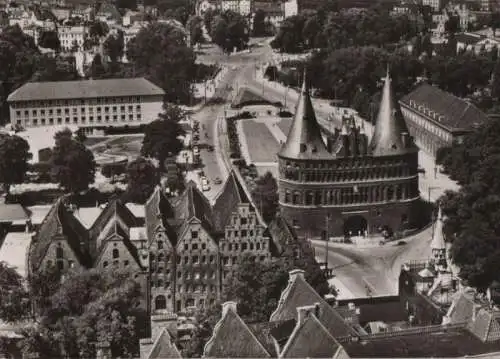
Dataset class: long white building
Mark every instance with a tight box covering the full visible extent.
[7,78,165,132]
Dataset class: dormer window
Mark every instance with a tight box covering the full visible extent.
[56,246,64,259]
[300,144,307,153]
[112,249,119,259]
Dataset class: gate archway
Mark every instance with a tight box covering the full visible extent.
[343,215,368,236]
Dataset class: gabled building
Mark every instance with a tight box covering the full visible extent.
[278,69,419,237]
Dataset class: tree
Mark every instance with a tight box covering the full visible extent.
[50,129,96,193]
[126,22,196,104]
[203,8,218,34]
[251,171,278,224]
[210,10,249,54]
[88,53,107,79]
[123,157,160,204]
[38,30,60,51]
[444,15,460,35]
[0,134,31,192]
[302,13,321,49]
[252,9,267,37]
[30,55,80,82]
[141,104,185,168]
[491,58,500,98]
[21,268,147,359]
[271,15,305,53]
[103,31,124,63]
[89,21,109,39]
[0,262,30,322]
[186,15,204,46]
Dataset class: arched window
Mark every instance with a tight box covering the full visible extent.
[56,246,64,259]
[306,191,314,205]
[155,295,167,310]
[293,191,300,204]
[315,191,322,205]
[112,248,119,259]
[285,190,291,203]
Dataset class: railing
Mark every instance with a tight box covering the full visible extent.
[337,322,467,343]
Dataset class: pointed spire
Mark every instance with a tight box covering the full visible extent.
[431,206,446,250]
[369,67,415,156]
[278,68,330,159]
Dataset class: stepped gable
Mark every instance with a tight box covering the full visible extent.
[88,197,139,254]
[270,269,356,338]
[369,67,416,156]
[29,197,89,272]
[278,69,331,160]
[144,186,176,245]
[280,307,347,359]
[203,302,271,358]
[173,181,214,234]
[145,328,182,359]
[212,170,250,233]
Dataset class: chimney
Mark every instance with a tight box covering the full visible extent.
[222,301,238,317]
[96,341,111,359]
[289,269,305,283]
[151,312,178,342]
[297,305,315,326]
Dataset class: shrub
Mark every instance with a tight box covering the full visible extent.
[101,162,128,178]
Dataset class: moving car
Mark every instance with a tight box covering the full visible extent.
[214,177,222,185]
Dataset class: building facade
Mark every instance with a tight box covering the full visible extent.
[278,71,420,238]
[399,83,489,156]
[7,78,164,131]
[58,25,87,51]
[221,0,251,16]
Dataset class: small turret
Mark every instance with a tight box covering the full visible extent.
[370,66,417,156]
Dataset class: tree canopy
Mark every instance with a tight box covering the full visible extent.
[0,262,30,323]
[141,104,185,168]
[122,157,160,204]
[50,129,96,193]
[251,171,278,224]
[210,10,249,54]
[186,15,204,46]
[126,22,196,104]
[103,31,124,63]
[38,30,61,51]
[22,268,147,359]
[0,133,30,192]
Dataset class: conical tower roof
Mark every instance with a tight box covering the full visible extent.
[370,67,414,156]
[431,206,446,250]
[278,70,331,160]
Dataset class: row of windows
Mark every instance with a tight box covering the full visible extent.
[223,255,267,266]
[16,113,142,126]
[282,184,417,205]
[12,96,144,108]
[220,241,266,252]
[16,105,141,117]
[226,228,260,238]
[103,259,130,267]
[283,159,405,170]
[403,108,452,142]
[285,166,413,182]
[155,295,216,311]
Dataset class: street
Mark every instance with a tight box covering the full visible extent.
[194,40,449,298]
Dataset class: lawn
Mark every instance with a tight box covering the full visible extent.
[241,121,280,163]
[278,119,293,138]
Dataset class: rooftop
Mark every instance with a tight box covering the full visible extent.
[399,83,489,132]
[0,204,29,224]
[0,231,32,278]
[7,78,165,102]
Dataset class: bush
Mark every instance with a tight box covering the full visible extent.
[226,118,241,159]
[6,189,64,206]
[101,162,128,178]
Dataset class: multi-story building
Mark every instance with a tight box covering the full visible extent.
[399,83,489,156]
[221,0,251,16]
[58,25,87,51]
[423,0,446,12]
[27,197,150,307]
[7,78,165,132]
[277,71,420,238]
[283,0,298,18]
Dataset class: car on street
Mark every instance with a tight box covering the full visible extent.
[201,177,209,186]
[214,177,222,184]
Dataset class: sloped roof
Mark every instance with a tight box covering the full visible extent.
[29,198,89,272]
[247,322,280,357]
[212,170,250,233]
[280,313,343,358]
[7,78,165,102]
[399,83,489,132]
[468,308,500,342]
[455,32,483,45]
[144,186,176,245]
[0,204,28,223]
[369,69,416,157]
[203,304,271,358]
[88,198,139,253]
[173,181,214,233]
[270,270,355,338]
[278,70,331,160]
[446,290,477,324]
[146,328,182,359]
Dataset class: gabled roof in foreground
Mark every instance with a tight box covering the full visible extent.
[7,77,165,102]
[270,269,355,338]
[146,328,182,359]
[203,302,271,358]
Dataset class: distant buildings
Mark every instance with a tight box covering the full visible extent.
[278,70,419,238]
[399,83,489,156]
[7,78,165,133]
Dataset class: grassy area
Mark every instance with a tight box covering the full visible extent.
[242,121,280,163]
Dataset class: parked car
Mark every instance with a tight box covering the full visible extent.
[201,177,209,186]
[214,177,222,184]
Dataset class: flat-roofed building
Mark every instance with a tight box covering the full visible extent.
[7,78,165,131]
[399,83,489,157]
